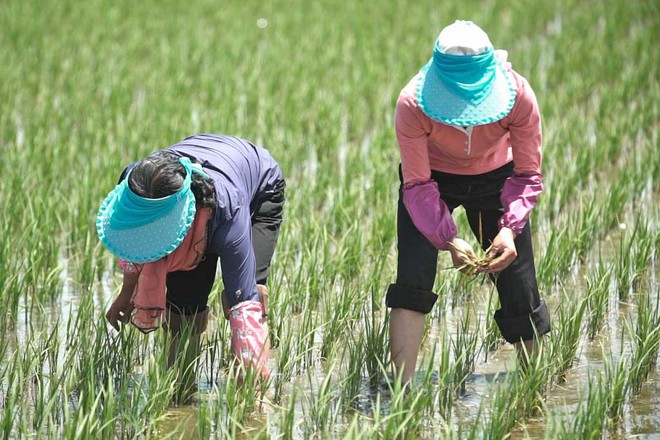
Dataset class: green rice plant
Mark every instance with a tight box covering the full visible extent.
[626,293,660,395]
[218,367,264,435]
[557,333,652,437]
[517,345,553,417]
[475,377,524,439]
[585,262,612,340]
[451,310,480,396]
[470,347,551,439]
[482,286,504,358]
[1,348,26,438]
[271,315,296,404]
[295,297,318,373]
[362,293,389,385]
[601,346,630,426]
[572,194,606,261]
[548,344,629,438]
[300,363,343,438]
[72,233,104,291]
[201,322,231,385]
[271,306,315,404]
[340,339,364,411]
[601,175,633,233]
[370,366,437,440]
[319,282,356,359]
[615,219,654,299]
[545,372,608,440]
[538,227,576,290]
[22,324,61,433]
[423,330,454,419]
[196,395,211,439]
[549,290,588,382]
[280,388,299,440]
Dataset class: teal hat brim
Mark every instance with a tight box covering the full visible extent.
[416,59,516,126]
[96,182,196,263]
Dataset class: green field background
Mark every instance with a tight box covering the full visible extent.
[0,0,658,438]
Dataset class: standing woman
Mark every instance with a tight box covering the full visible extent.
[97,134,285,394]
[387,21,550,382]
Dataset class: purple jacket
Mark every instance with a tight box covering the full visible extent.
[122,134,284,306]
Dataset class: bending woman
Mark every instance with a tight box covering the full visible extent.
[97,133,285,394]
[388,21,551,382]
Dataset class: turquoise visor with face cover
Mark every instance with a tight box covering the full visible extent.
[96,156,209,263]
[416,41,516,126]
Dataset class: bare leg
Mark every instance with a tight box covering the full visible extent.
[389,308,425,383]
[514,338,540,370]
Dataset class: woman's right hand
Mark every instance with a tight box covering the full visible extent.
[106,272,138,331]
[106,294,134,331]
[448,237,477,272]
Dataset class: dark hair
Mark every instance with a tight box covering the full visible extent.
[128,152,216,208]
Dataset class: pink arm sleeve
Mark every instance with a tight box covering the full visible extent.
[403,181,457,250]
[498,174,543,234]
[499,74,544,234]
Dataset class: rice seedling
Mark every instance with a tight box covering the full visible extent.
[482,288,504,356]
[362,294,389,385]
[545,372,609,440]
[601,346,630,426]
[280,388,299,439]
[300,364,342,438]
[424,329,455,419]
[615,219,655,299]
[549,290,588,382]
[368,363,439,440]
[537,227,576,289]
[447,242,493,278]
[319,283,356,360]
[585,262,612,340]
[339,329,366,409]
[450,310,480,396]
[626,293,660,395]
[546,343,632,439]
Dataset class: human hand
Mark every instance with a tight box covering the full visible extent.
[257,284,269,318]
[448,237,478,273]
[486,227,518,273]
[106,293,134,331]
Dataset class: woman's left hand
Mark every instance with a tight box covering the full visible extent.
[486,227,518,273]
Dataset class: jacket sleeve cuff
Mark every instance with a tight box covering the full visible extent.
[402,180,457,250]
[498,173,544,234]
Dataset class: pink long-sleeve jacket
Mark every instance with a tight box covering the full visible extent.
[396,57,543,250]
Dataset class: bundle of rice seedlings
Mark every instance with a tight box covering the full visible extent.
[447,242,494,278]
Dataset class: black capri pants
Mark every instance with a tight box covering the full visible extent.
[166,182,285,315]
[386,163,550,343]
